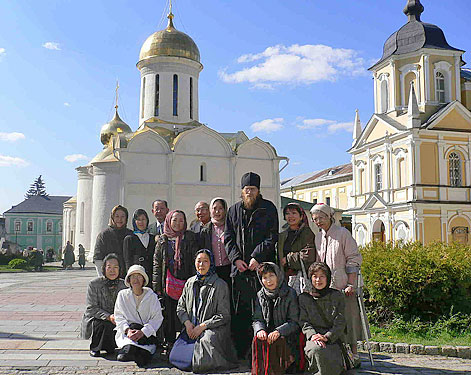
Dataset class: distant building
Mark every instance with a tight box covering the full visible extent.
[4,195,71,255]
[280,163,353,209]
[348,0,471,246]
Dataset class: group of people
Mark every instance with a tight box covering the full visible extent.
[80,172,363,374]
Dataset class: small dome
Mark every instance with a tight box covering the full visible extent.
[372,0,461,68]
[138,13,200,63]
[100,109,132,145]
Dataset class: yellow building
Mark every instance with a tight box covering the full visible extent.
[280,163,353,210]
[348,0,471,246]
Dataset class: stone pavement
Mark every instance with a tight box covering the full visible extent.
[0,264,469,374]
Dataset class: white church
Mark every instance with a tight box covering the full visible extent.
[62,9,285,258]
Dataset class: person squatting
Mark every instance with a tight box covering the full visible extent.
[80,172,363,374]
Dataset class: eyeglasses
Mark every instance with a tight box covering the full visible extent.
[312,215,329,223]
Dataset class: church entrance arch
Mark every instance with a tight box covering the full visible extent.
[372,219,385,242]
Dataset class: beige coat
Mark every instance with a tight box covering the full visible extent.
[314,224,362,290]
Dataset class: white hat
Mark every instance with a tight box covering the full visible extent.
[310,203,334,218]
[125,264,149,287]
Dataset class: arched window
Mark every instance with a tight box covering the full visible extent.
[173,74,178,116]
[80,202,85,233]
[380,80,389,113]
[436,72,446,103]
[154,74,159,116]
[449,152,462,187]
[141,76,146,118]
[374,163,382,191]
[190,77,193,120]
[397,157,405,188]
[200,163,206,182]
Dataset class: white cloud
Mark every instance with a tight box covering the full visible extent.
[64,102,71,107]
[220,44,367,88]
[0,155,28,167]
[64,154,89,163]
[42,42,61,50]
[251,118,284,133]
[0,132,26,142]
[0,48,5,60]
[297,118,353,133]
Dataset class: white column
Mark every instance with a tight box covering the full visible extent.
[390,60,397,110]
[424,55,430,102]
[89,162,121,261]
[385,143,392,202]
[455,55,462,102]
[373,72,378,114]
[75,167,93,254]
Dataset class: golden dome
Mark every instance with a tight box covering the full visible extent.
[100,108,132,145]
[139,13,200,63]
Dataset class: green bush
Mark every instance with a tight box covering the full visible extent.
[8,258,28,270]
[0,253,20,265]
[361,241,471,321]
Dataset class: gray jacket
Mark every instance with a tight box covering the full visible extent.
[80,276,126,339]
[252,283,299,337]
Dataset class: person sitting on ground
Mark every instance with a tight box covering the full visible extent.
[189,201,210,234]
[252,262,299,375]
[123,209,156,283]
[81,253,126,357]
[199,198,232,287]
[153,210,199,347]
[299,262,346,375]
[173,249,238,373]
[278,203,316,294]
[114,264,163,367]
[93,205,133,278]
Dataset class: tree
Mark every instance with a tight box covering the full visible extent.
[25,175,49,199]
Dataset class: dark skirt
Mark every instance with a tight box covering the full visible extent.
[90,319,116,353]
[163,295,181,345]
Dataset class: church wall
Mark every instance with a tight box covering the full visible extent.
[429,55,457,102]
[419,142,439,184]
[423,216,442,244]
[438,110,471,130]
[173,155,231,185]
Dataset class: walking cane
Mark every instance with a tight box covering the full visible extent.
[356,271,374,367]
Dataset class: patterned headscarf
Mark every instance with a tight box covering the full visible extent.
[310,203,335,222]
[283,202,309,228]
[163,210,187,271]
[195,249,217,280]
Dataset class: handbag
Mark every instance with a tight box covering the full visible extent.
[165,268,186,300]
[289,259,312,295]
[169,330,196,371]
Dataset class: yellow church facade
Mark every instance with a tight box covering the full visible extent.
[348,0,471,246]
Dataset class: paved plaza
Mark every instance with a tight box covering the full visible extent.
[0,265,468,374]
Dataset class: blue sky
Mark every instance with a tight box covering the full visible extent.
[0,0,469,213]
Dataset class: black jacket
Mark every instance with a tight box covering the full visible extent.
[252,283,299,337]
[93,226,133,278]
[152,231,199,295]
[224,197,279,277]
[123,233,156,286]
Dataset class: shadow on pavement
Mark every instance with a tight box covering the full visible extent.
[0,331,58,341]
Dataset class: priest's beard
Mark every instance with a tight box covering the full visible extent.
[241,191,261,210]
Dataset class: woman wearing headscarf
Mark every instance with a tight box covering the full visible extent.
[252,262,299,375]
[199,198,231,287]
[310,203,362,367]
[153,210,199,346]
[174,249,237,373]
[114,264,163,367]
[123,209,156,284]
[81,253,126,357]
[93,205,133,278]
[299,262,346,375]
[278,203,316,294]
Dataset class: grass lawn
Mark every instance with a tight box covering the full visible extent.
[370,324,471,346]
[0,265,62,273]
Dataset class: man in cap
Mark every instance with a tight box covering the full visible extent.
[225,171,279,358]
